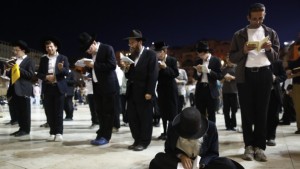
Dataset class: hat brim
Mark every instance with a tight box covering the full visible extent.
[172,113,208,139]
[41,36,61,53]
[123,37,146,42]
[154,46,168,51]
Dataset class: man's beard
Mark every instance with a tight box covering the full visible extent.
[130,46,140,59]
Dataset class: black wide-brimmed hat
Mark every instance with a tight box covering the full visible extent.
[78,32,97,52]
[195,41,210,53]
[40,36,61,53]
[153,41,168,51]
[11,40,30,54]
[172,107,208,139]
[124,29,146,42]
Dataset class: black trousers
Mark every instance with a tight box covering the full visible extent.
[94,92,116,141]
[178,95,185,113]
[237,67,272,150]
[195,84,217,122]
[222,93,238,129]
[11,93,31,133]
[113,93,121,129]
[87,94,98,124]
[8,100,18,123]
[43,85,64,135]
[127,98,153,147]
[64,95,74,119]
[120,94,128,123]
[267,89,280,140]
[149,152,243,169]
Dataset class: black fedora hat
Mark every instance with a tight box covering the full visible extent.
[153,41,168,51]
[78,32,97,52]
[40,36,61,53]
[195,41,210,53]
[172,107,208,139]
[11,40,30,54]
[124,29,146,42]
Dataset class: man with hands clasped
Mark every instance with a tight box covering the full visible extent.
[37,36,69,142]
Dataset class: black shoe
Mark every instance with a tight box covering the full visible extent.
[157,133,167,140]
[64,118,73,121]
[133,145,147,151]
[40,123,49,128]
[10,131,20,136]
[5,121,18,125]
[128,143,137,150]
[14,131,29,137]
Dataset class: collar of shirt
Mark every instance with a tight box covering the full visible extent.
[92,42,100,58]
[17,55,27,60]
[46,52,59,59]
[204,54,211,62]
[139,46,145,56]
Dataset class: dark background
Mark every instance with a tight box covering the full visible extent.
[1,0,299,60]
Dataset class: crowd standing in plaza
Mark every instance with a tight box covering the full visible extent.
[2,2,300,169]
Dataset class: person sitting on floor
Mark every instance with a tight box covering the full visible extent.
[149,107,244,169]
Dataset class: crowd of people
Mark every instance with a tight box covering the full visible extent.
[2,2,300,169]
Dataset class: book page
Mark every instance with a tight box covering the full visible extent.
[120,55,134,64]
[247,36,269,52]
[257,36,269,51]
[177,156,201,169]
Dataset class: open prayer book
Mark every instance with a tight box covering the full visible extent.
[247,36,269,52]
[75,58,93,67]
[177,155,201,169]
[120,53,134,64]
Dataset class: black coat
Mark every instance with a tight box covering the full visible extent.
[125,48,159,102]
[193,56,222,99]
[157,56,179,120]
[7,56,35,97]
[91,43,119,95]
[271,60,287,105]
[37,54,69,94]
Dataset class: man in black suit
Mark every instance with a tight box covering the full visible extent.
[123,29,159,151]
[7,40,35,137]
[78,32,119,147]
[153,41,179,140]
[37,36,69,142]
[193,41,222,123]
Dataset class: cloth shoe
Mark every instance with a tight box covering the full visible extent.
[54,134,63,142]
[90,137,110,147]
[254,147,267,162]
[47,135,55,141]
[242,146,254,161]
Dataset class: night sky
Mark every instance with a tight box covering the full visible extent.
[1,0,299,60]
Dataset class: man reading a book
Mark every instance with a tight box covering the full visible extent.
[229,3,280,162]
